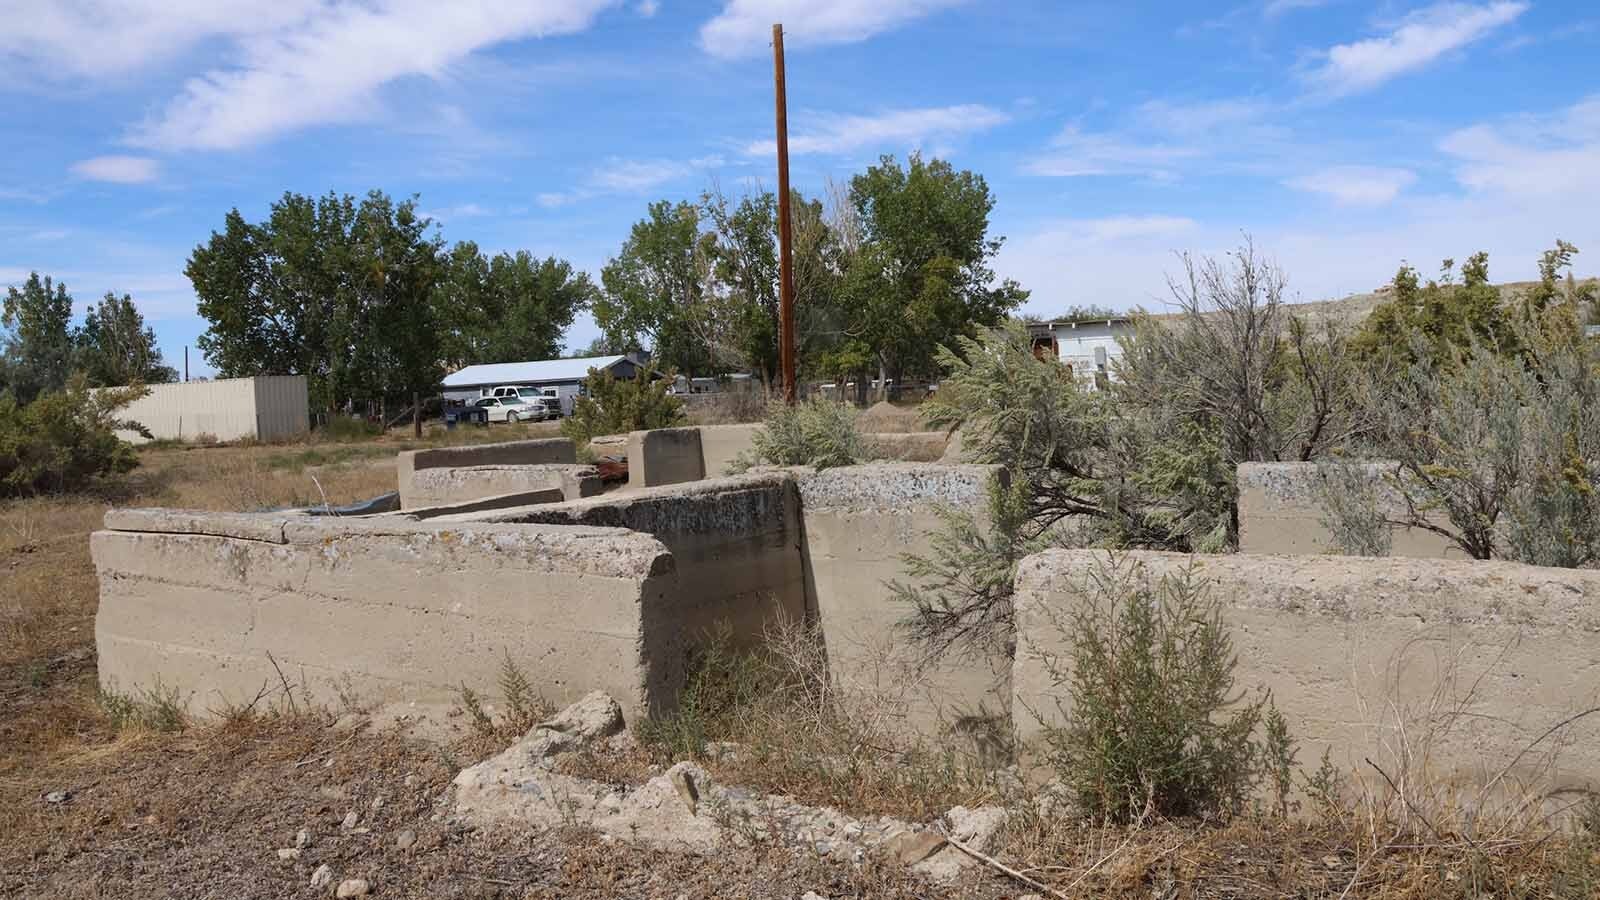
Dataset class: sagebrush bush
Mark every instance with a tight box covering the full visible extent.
[0,376,147,496]
[729,396,864,472]
[1037,555,1278,823]
[560,368,685,444]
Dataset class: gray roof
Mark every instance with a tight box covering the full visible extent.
[442,355,629,388]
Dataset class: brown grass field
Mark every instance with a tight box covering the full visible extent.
[3,422,1599,899]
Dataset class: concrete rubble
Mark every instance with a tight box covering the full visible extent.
[451,693,1006,883]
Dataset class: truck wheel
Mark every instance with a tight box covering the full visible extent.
[507,412,519,423]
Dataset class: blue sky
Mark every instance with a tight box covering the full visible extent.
[2,0,1596,376]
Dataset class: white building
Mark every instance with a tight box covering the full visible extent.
[440,354,644,416]
[113,375,310,443]
[1028,316,1135,388]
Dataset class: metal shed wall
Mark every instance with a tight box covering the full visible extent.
[114,376,309,443]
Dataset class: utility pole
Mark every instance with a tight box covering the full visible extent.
[773,23,797,404]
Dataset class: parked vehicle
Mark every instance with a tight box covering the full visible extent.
[474,396,542,423]
[487,385,561,419]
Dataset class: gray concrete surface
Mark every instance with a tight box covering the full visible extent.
[1237,461,1464,558]
[1013,549,1600,795]
[397,438,576,509]
[626,427,706,489]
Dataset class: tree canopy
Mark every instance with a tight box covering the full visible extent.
[2,274,173,404]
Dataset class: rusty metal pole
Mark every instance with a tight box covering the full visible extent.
[773,23,797,404]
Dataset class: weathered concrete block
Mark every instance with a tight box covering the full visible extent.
[397,438,576,509]
[93,514,680,723]
[402,464,600,510]
[1237,462,1464,559]
[697,423,761,477]
[796,463,1012,734]
[464,474,809,695]
[1014,550,1600,794]
[627,427,705,489]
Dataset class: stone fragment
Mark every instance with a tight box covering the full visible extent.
[882,830,946,865]
[669,765,700,815]
[396,829,417,850]
[276,848,302,860]
[335,878,370,898]
[944,805,1007,853]
[295,828,313,849]
[341,811,359,829]
[310,864,335,890]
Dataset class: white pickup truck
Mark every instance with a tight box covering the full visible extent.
[488,386,562,420]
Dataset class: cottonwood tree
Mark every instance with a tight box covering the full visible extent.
[433,241,595,370]
[77,292,177,387]
[594,200,711,378]
[2,273,76,403]
[839,153,1026,397]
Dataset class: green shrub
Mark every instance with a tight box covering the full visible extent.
[0,376,147,496]
[560,368,684,444]
[730,397,864,472]
[1037,555,1278,823]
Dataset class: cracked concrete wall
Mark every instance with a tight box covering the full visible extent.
[402,464,601,511]
[397,438,576,509]
[1013,550,1600,794]
[797,464,1012,736]
[92,509,678,723]
[1238,462,1464,559]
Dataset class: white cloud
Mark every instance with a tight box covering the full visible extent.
[70,155,160,184]
[700,0,967,59]
[540,154,721,206]
[120,0,616,151]
[1439,94,1600,196]
[744,104,1007,157]
[1023,127,1198,178]
[1285,165,1417,206]
[1306,1,1528,96]
[637,0,660,16]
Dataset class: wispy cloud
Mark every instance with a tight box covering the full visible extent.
[1285,165,1417,205]
[1439,94,1600,196]
[743,104,1007,157]
[1305,1,1528,97]
[700,0,968,59]
[539,155,724,207]
[71,155,160,184]
[123,0,617,151]
[1263,0,1332,18]
[1024,98,1284,180]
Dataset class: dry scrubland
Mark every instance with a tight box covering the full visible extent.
[5,419,1600,898]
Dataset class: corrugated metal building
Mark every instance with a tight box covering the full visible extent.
[115,375,310,443]
[441,355,641,415]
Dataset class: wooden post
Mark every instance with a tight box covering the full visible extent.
[773,23,797,404]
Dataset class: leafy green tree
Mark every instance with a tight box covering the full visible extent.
[595,200,711,378]
[560,368,685,444]
[434,241,595,369]
[840,153,1026,396]
[76,292,177,387]
[2,273,76,403]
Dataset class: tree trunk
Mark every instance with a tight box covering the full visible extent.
[876,356,888,404]
[412,390,422,439]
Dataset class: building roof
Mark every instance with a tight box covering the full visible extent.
[442,355,629,388]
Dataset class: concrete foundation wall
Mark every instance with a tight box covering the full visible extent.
[403,464,600,510]
[464,475,809,685]
[397,438,576,509]
[1238,462,1463,559]
[698,424,761,477]
[92,510,678,722]
[1014,550,1600,794]
[626,427,706,489]
[797,464,1012,734]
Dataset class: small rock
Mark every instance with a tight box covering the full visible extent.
[521,691,626,760]
[403,774,420,788]
[295,828,313,849]
[335,878,370,898]
[395,829,416,850]
[43,790,70,804]
[370,794,386,812]
[341,811,359,829]
[944,805,1008,853]
[802,893,830,900]
[310,864,335,890]
[276,848,302,860]
[668,764,700,815]
[1322,854,1343,870]
[813,841,831,856]
[882,829,946,865]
